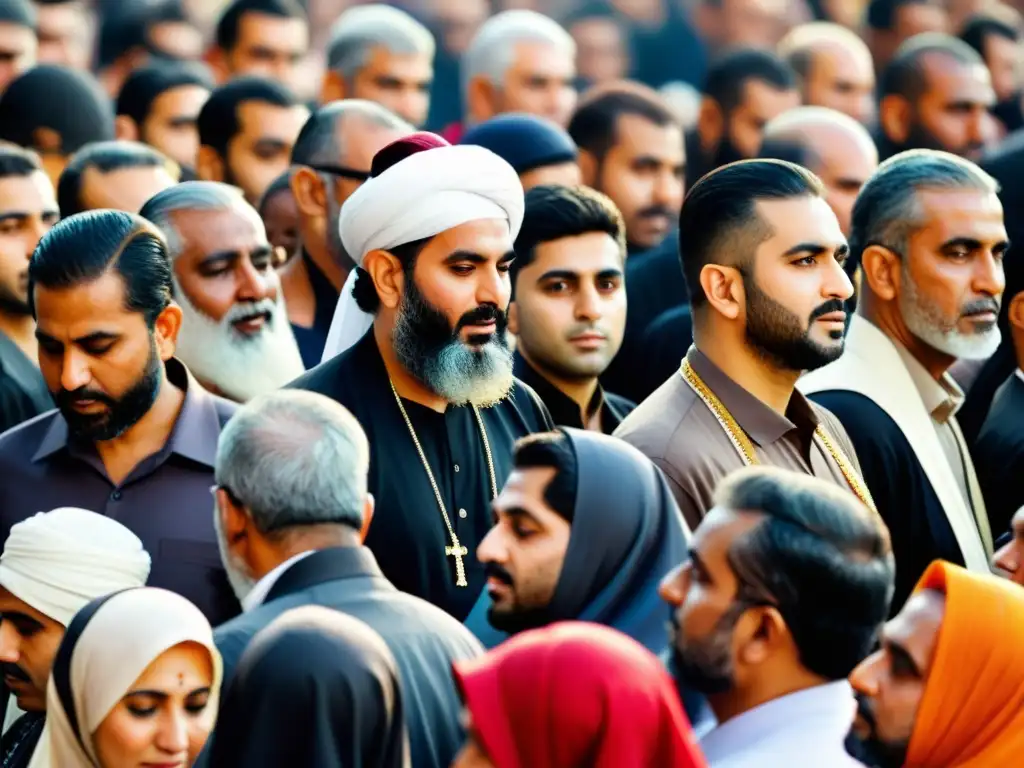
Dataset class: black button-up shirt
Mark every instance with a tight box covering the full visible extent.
[0,359,240,625]
[514,353,635,434]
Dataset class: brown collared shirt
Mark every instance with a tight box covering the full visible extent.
[614,346,863,530]
[0,359,240,625]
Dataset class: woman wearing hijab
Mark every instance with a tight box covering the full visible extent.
[451,621,708,768]
[208,606,410,768]
[38,587,221,768]
[465,428,690,654]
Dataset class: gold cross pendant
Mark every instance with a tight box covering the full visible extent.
[445,535,469,587]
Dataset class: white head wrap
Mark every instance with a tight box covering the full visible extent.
[320,141,525,363]
[0,508,152,626]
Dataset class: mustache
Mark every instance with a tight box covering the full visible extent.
[637,205,674,221]
[456,304,505,332]
[855,692,878,733]
[809,298,847,322]
[225,298,278,324]
[55,387,115,409]
[0,663,29,683]
[961,297,1000,317]
[484,561,513,586]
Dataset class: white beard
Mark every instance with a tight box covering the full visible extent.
[172,278,307,401]
[900,269,1002,361]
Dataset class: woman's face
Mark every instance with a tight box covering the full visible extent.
[92,641,215,768]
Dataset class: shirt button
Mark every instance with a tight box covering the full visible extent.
[110,490,122,501]
[458,508,467,518]
[454,464,460,473]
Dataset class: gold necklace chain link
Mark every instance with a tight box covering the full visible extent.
[389,379,498,587]
[680,360,877,515]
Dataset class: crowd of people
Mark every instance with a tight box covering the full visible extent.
[0,0,1022,766]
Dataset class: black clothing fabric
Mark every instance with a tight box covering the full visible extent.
[291,252,340,369]
[637,304,694,397]
[465,428,690,655]
[625,5,706,88]
[809,390,966,610]
[212,547,482,768]
[0,713,43,768]
[974,373,1024,535]
[602,232,687,403]
[513,353,634,433]
[287,330,552,619]
[0,332,50,435]
[211,604,410,768]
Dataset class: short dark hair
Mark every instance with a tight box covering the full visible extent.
[0,0,35,29]
[879,33,984,101]
[757,136,818,169]
[57,141,176,218]
[258,169,293,216]
[715,467,894,681]
[28,210,173,328]
[703,48,798,114]
[867,0,941,32]
[679,159,824,309]
[198,76,298,158]
[511,431,578,522]
[959,11,1021,57]
[567,81,678,162]
[0,145,43,179]
[116,62,214,129]
[511,184,625,294]
[0,66,115,155]
[215,0,307,52]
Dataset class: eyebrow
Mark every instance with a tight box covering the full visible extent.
[127,686,212,699]
[884,639,922,677]
[688,547,712,581]
[495,506,544,528]
[0,209,58,223]
[36,330,119,345]
[0,610,42,626]
[783,242,849,258]
[253,138,288,152]
[443,249,516,265]
[939,237,1010,253]
[167,116,197,128]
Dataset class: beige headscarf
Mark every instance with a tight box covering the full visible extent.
[32,588,222,768]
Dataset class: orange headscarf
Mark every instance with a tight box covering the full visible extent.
[905,560,1024,767]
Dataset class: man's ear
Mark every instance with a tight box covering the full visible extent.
[114,116,139,142]
[204,47,231,84]
[215,488,250,545]
[879,94,911,146]
[577,148,599,187]
[507,300,520,335]
[1009,291,1024,334]
[363,249,405,310]
[860,244,901,302]
[153,302,183,360]
[466,75,499,123]
[699,263,744,322]
[697,97,725,153]
[321,69,347,104]
[196,145,225,183]
[359,493,375,542]
[290,166,327,217]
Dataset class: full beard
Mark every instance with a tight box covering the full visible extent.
[744,272,846,373]
[667,607,740,697]
[392,276,514,407]
[899,266,1001,361]
[172,279,307,402]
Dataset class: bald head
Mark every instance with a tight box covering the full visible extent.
[779,22,876,123]
[760,107,879,235]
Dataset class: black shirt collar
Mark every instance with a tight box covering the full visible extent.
[514,352,624,433]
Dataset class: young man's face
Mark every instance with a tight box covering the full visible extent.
[0,586,66,711]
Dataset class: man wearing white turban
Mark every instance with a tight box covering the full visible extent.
[288,132,552,620]
[0,507,151,768]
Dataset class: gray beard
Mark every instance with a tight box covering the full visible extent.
[172,277,307,401]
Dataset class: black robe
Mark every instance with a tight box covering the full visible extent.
[0,332,50,435]
[809,391,966,611]
[287,330,552,619]
[209,606,410,768]
[0,713,43,768]
[974,373,1024,535]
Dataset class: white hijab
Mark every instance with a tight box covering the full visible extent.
[320,142,525,363]
[33,588,222,768]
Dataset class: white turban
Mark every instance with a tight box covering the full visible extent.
[320,143,525,362]
[0,508,152,626]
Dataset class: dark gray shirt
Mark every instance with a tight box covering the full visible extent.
[0,359,240,625]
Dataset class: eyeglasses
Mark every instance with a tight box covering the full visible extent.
[306,163,371,182]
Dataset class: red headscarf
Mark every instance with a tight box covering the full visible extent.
[452,622,708,768]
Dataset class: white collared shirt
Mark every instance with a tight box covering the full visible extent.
[241,551,315,612]
[700,681,865,767]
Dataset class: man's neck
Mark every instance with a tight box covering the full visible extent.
[0,310,37,362]
[520,348,601,427]
[94,373,185,486]
[859,301,954,381]
[303,239,348,292]
[374,322,448,412]
[695,335,799,416]
[709,670,830,726]
[250,526,360,582]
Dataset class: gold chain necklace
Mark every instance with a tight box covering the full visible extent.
[389,379,497,587]
[680,359,878,514]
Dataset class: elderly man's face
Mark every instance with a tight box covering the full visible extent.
[0,586,65,711]
[495,41,577,127]
[804,43,876,124]
[348,46,433,127]
[850,590,946,768]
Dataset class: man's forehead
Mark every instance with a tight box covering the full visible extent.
[913,186,1005,236]
[886,589,945,658]
[692,506,764,555]
[755,195,846,244]
[0,171,56,209]
[510,40,574,75]
[430,217,515,255]
[238,11,308,44]
[530,231,623,272]
[171,205,266,252]
[921,54,993,97]
[237,101,307,136]
[612,112,684,154]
